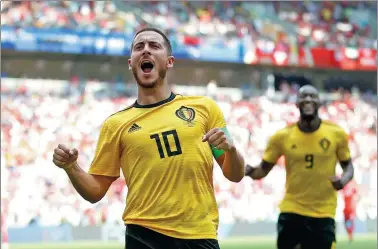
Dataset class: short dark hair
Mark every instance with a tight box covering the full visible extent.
[131,27,172,55]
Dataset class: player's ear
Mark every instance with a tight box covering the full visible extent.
[167,56,175,68]
[128,59,132,70]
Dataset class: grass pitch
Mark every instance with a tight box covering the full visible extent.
[11,234,377,249]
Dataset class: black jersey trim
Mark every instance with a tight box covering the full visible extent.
[133,92,176,108]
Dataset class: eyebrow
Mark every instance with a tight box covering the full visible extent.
[300,92,318,97]
[134,40,162,46]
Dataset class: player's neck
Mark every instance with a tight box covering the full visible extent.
[136,82,172,106]
[297,117,321,133]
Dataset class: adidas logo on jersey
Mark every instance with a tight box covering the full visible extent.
[128,123,141,133]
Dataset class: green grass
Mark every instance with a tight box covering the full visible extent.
[10,234,377,249]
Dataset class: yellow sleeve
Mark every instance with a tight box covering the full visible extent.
[337,129,351,162]
[262,131,283,164]
[206,97,227,132]
[88,119,121,177]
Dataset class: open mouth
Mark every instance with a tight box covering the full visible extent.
[303,102,314,107]
[141,61,154,74]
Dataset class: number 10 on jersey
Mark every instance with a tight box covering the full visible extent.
[150,129,183,159]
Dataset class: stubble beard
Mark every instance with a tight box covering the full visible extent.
[132,67,167,89]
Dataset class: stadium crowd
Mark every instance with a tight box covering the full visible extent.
[1,79,376,228]
[1,1,376,49]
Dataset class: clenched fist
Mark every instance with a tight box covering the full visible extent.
[53,144,78,170]
[329,176,346,191]
[202,128,234,151]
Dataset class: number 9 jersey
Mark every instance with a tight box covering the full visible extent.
[263,121,351,219]
[88,93,226,240]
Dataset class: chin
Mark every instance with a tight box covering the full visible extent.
[135,73,159,88]
[139,83,157,89]
[301,113,316,120]
[137,80,158,89]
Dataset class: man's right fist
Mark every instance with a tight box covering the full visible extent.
[53,144,78,170]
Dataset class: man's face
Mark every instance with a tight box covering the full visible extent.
[128,31,174,88]
[296,86,320,119]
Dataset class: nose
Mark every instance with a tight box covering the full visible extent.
[141,51,151,58]
[304,95,312,101]
[142,46,152,56]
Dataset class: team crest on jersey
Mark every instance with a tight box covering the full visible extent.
[319,138,331,152]
[175,106,195,127]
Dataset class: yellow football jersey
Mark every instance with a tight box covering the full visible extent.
[88,93,227,239]
[263,121,351,218]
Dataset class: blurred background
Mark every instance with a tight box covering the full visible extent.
[1,1,377,249]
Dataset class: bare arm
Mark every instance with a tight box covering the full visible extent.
[340,159,354,186]
[332,129,354,190]
[216,146,245,183]
[204,99,246,183]
[65,162,117,203]
[53,144,117,203]
[330,159,354,190]
[245,160,275,180]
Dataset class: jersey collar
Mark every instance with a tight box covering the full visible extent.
[133,92,176,108]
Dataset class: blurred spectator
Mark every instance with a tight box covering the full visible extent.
[1,1,376,49]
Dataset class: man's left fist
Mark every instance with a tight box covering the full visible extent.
[329,176,346,191]
[202,128,234,151]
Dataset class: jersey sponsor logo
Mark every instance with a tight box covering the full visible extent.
[175,106,195,127]
[319,137,331,152]
[128,123,141,133]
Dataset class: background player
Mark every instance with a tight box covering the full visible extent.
[342,178,359,242]
[245,85,354,249]
[52,27,245,249]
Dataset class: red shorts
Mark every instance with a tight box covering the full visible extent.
[344,210,355,221]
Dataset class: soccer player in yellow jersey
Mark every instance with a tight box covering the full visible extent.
[245,85,354,249]
[52,27,245,249]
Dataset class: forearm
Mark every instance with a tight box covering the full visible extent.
[341,162,354,185]
[222,146,245,183]
[245,160,275,180]
[64,162,105,203]
[245,165,267,180]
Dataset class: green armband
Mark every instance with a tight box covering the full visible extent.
[211,127,232,159]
